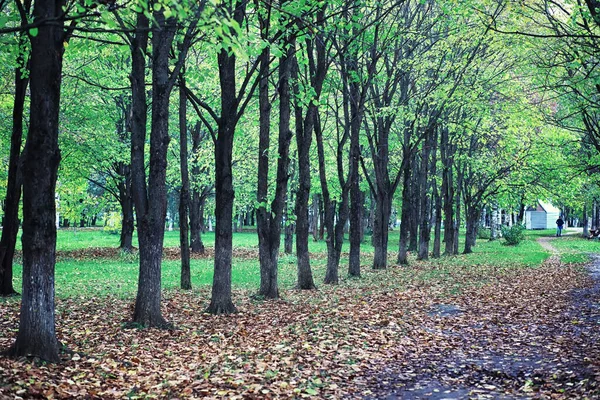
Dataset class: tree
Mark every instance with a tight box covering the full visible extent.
[4,0,67,362]
[256,0,294,299]
[179,73,192,290]
[0,0,29,296]
[124,2,201,326]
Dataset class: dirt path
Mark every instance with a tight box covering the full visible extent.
[361,238,600,399]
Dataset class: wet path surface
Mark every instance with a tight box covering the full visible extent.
[361,238,600,399]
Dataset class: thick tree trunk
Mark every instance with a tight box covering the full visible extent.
[209,118,236,313]
[5,0,64,362]
[0,48,28,297]
[208,45,238,314]
[179,77,191,290]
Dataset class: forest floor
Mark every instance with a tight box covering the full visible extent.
[1,236,599,399]
[362,236,600,399]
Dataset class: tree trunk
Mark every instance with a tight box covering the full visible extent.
[463,206,480,254]
[0,42,29,297]
[372,192,391,269]
[5,0,64,362]
[118,165,134,252]
[284,222,294,254]
[208,45,238,314]
[583,203,589,237]
[292,60,316,291]
[490,200,499,241]
[453,169,463,255]
[348,84,363,277]
[408,170,419,252]
[433,191,442,258]
[256,31,293,299]
[397,164,411,265]
[189,124,206,254]
[315,113,347,285]
[417,127,434,260]
[179,76,191,290]
[311,194,320,242]
[129,11,184,328]
[441,126,455,255]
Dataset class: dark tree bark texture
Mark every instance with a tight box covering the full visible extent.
[179,76,192,290]
[5,0,65,362]
[256,24,293,299]
[0,43,29,297]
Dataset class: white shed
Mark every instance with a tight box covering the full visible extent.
[525,201,561,230]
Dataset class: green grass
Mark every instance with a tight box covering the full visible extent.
[7,226,589,301]
[549,233,600,264]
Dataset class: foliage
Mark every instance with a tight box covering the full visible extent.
[477,227,491,240]
[501,224,526,246]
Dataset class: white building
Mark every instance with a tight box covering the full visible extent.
[525,201,561,230]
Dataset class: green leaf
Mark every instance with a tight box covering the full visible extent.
[29,27,39,37]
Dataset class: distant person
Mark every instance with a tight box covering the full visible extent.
[556,217,565,237]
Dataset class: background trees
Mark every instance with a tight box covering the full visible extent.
[2,0,600,361]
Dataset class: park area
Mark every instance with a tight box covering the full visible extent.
[2,0,600,398]
[1,228,600,398]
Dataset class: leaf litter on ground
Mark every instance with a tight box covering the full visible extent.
[0,254,599,399]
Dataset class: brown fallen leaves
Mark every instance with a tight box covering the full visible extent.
[1,260,599,399]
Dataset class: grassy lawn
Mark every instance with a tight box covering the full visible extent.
[3,226,571,300]
[549,232,600,264]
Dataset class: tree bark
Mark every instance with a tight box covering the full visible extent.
[440,126,456,255]
[453,168,463,254]
[311,194,320,242]
[292,55,318,290]
[408,169,419,252]
[397,163,411,265]
[179,75,192,290]
[129,9,189,327]
[490,200,499,241]
[117,164,134,252]
[189,124,207,254]
[0,42,29,297]
[463,205,480,254]
[583,203,589,237]
[5,0,64,362]
[256,28,293,299]
[417,128,434,260]
[208,45,238,314]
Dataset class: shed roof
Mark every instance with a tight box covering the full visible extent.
[538,200,560,214]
